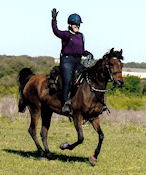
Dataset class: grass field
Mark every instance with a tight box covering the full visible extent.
[0,116,146,175]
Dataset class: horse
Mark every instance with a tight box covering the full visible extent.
[18,48,124,165]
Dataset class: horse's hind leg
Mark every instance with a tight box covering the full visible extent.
[60,113,84,150]
[28,107,44,156]
[40,106,53,157]
[89,118,104,165]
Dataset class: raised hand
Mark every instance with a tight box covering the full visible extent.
[51,8,59,20]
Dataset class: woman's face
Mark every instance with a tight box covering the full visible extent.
[71,24,80,33]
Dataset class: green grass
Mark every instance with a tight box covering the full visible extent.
[0,117,146,175]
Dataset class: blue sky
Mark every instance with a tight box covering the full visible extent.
[0,0,146,62]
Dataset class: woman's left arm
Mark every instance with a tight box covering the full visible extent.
[82,50,94,59]
[80,33,94,59]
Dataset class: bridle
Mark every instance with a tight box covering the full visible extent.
[86,58,122,93]
[106,64,122,82]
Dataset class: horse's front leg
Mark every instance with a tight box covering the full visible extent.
[89,118,104,165]
[60,113,84,150]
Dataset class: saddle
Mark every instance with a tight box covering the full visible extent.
[47,66,85,96]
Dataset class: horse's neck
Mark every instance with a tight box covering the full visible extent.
[89,63,108,89]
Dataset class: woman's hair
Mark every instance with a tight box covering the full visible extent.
[68,25,72,31]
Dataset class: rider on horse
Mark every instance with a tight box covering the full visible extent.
[51,8,93,115]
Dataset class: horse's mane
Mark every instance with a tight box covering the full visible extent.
[85,48,124,76]
[84,58,103,78]
[102,49,124,60]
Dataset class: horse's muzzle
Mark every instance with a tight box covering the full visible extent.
[114,80,124,88]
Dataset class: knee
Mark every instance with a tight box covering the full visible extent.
[64,80,70,87]
[78,136,84,144]
[40,131,43,138]
[40,133,46,140]
[28,128,35,137]
[99,132,104,140]
[40,129,47,139]
[28,128,32,134]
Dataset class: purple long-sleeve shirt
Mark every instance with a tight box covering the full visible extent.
[52,19,90,56]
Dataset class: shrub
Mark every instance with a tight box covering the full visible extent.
[107,75,142,96]
[106,90,144,110]
[122,75,141,95]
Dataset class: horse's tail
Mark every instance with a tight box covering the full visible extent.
[18,68,34,113]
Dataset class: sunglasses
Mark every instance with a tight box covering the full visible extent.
[72,24,80,28]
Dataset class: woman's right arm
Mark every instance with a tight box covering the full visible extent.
[51,19,65,39]
[51,9,68,39]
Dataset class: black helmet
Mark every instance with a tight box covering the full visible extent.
[68,13,83,25]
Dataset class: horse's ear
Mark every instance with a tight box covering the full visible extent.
[120,49,123,55]
[110,48,114,54]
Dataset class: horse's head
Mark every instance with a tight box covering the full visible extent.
[104,48,124,88]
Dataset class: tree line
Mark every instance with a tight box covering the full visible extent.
[0,54,146,98]
[124,62,146,69]
[0,55,56,97]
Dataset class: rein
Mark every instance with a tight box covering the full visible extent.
[85,64,121,93]
[86,73,115,92]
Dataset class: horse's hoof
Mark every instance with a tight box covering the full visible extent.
[38,150,45,157]
[45,152,52,159]
[89,155,97,166]
[60,142,69,150]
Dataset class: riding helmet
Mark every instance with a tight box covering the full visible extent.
[68,13,83,25]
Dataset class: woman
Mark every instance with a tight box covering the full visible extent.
[51,8,93,114]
